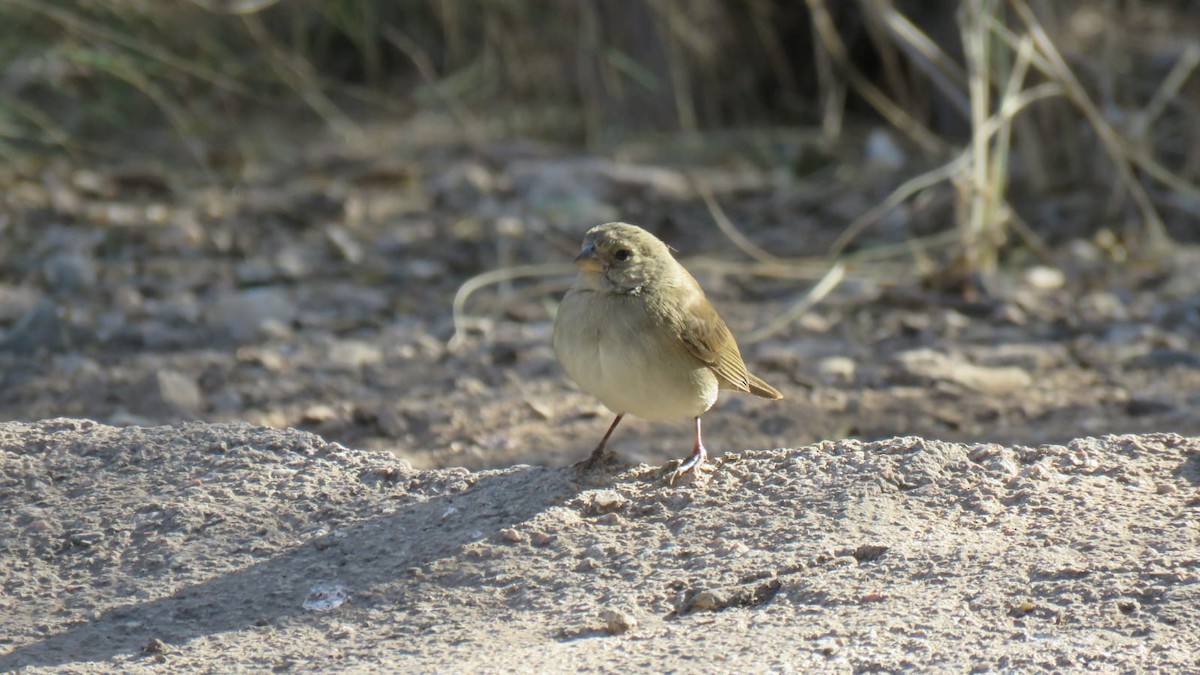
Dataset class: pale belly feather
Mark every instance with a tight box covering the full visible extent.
[554,289,719,421]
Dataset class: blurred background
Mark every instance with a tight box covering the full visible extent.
[2,0,1200,468]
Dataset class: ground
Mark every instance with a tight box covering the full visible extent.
[0,420,1197,672]
[2,124,1200,671]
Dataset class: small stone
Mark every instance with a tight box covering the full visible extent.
[4,299,69,355]
[327,339,383,371]
[969,444,1003,462]
[580,490,627,515]
[688,590,722,611]
[206,287,298,343]
[1079,290,1131,324]
[146,369,205,417]
[144,638,171,654]
[864,129,906,169]
[0,283,41,321]
[816,356,856,384]
[405,259,447,281]
[325,225,363,263]
[852,544,889,562]
[1155,482,1177,495]
[376,407,408,437]
[42,250,97,294]
[1126,396,1174,417]
[1009,600,1036,616]
[600,608,637,635]
[1019,464,1052,481]
[1024,266,1065,290]
[69,531,105,547]
[895,349,1032,395]
[530,532,555,547]
[526,399,553,420]
[433,162,496,211]
[499,528,524,543]
[300,404,339,424]
[814,636,841,656]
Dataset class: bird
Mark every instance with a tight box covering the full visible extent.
[553,222,782,483]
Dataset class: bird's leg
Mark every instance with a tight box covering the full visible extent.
[574,413,624,471]
[669,417,708,484]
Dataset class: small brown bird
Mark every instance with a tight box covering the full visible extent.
[553,222,782,482]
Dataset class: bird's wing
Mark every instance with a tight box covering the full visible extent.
[677,293,755,394]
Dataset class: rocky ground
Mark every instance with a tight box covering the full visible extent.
[3,129,1200,474]
[0,420,1197,672]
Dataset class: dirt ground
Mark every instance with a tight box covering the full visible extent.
[4,126,1200,473]
[0,420,1197,672]
[3,123,1200,671]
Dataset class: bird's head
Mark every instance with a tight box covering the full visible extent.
[572,222,675,294]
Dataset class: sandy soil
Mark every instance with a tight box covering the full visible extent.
[2,419,1197,672]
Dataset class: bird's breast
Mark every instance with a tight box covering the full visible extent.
[553,288,718,421]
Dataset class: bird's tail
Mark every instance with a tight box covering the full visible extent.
[747,373,783,400]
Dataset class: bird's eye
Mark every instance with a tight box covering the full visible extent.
[613,249,633,262]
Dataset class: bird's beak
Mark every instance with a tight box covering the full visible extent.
[573,245,604,274]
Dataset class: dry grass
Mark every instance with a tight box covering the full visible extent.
[1,0,1198,278]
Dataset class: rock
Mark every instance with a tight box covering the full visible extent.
[1024,266,1065,291]
[1125,396,1174,417]
[324,225,363,263]
[579,490,627,515]
[432,162,497,211]
[0,283,42,321]
[1077,291,1128,323]
[597,163,690,198]
[864,129,906,169]
[4,299,69,354]
[814,636,842,656]
[600,608,637,635]
[510,159,619,230]
[894,349,1033,395]
[41,250,97,294]
[852,544,889,562]
[206,287,298,342]
[143,369,205,417]
[816,356,856,384]
[143,638,171,655]
[301,405,339,424]
[327,339,383,371]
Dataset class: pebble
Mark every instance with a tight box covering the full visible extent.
[327,339,383,371]
[41,250,97,294]
[894,348,1033,395]
[4,299,69,355]
[600,608,637,635]
[530,532,556,547]
[144,369,205,417]
[206,287,298,342]
[325,225,363,263]
[0,283,42,321]
[1024,266,1066,290]
[816,356,856,384]
[580,490,627,514]
[864,129,906,169]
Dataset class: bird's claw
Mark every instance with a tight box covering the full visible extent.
[668,445,708,485]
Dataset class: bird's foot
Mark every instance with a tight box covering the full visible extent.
[573,448,620,473]
[668,445,709,485]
